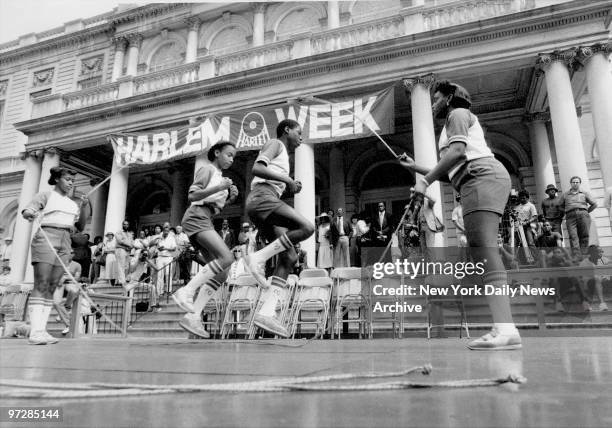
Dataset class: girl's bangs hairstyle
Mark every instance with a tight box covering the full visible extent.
[207,140,236,161]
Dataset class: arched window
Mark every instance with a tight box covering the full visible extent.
[276,7,321,40]
[350,0,401,24]
[361,162,414,191]
[209,26,249,56]
[149,42,184,72]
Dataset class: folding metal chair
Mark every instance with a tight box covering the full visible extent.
[426,295,470,339]
[247,275,298,339]
[289,275,332,339]
[330,267,371,339]
[220,275,260,339]
[200,284,229,339]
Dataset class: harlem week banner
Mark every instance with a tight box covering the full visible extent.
[108,86,395,166]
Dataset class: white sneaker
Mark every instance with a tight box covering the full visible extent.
[61,327,70,335]
[42,331,59,344]
[243,255,269,289]
[171,287,195,313]
[28,331,48,345]
[178,315,210,339]
[597,302,609,312]
[467,328,522,351]
[253,314,289,338]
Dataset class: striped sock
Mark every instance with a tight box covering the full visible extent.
[483,270,518,335]
[184,260,224,294]
[188,279,222,320]
[258,276,286,317]
[251,234,293,264]
[28,298,46,333]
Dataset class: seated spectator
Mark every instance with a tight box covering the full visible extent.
[498,233,518,270]
[547,247,591,312]
[579,245,609,312]
[293,242,308,276]
[0,265,12,292]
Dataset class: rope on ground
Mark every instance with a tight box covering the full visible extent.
[0,366,526,398]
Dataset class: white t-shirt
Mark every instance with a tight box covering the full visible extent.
[251,139,289,197]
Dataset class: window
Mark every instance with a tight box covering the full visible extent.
[149,42,184,72]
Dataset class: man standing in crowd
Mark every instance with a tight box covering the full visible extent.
[237,222,251,246]
[514,190,538,251]
[541,184,564,233]
[219,219,235,249]
[152,222,177,310]
[175,225,191,283]
[561,176,597,249]
[115,220,134,289]
[331,207,350,268]
[71,232,92,283]
[373,202,392,247]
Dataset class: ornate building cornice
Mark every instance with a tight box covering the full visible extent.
[185,17,202,31]
[126,33,144,49]
[576,41,612,64]
[536,48,579,71]
[112,36,128,51]
[523,111,550,123]
[110,3,190,26]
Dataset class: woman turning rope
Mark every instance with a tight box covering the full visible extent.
[172,141,238,338]
[399,80,521,350]
[22,167,90,345]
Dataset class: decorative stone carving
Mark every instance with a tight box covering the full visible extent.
[402,73,436,93]
[252,3,267,14]
[186,17,202,31]
[536,49,578,71]
[524,111,550,123]
[32,68,54,87]
[126,33,143,49]
[80,55,103,76]
[112,36,128,51]
[576,42,612,65]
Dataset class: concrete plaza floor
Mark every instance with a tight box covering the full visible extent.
[1,333,611,428]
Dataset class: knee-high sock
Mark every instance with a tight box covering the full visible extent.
[28,297,46,333]
[258,276,286,317]
[484,270,518,335]
[183,260,224,294]
[186,279,222,321]
[250,234,293,263]
[41,299,53,331]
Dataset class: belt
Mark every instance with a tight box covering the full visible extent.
[566,208,587,215]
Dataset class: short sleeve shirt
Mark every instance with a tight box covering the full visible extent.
[561,190,595,212]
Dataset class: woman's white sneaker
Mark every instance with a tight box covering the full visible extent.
[467,328,521,351]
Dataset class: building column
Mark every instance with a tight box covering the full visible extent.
[185,18,201,63]
[111,36,128,82]
[89,178,108,239]
[329,145,345,211]
[169,166,189,227]
[403,74,445,246]
[9,151,43,283]
[537,50,590,191]
[294,143,316,261]
[327,1,340,29]
[37,147,61,193]
[578,42,612,189]
[525,111,556,201]
[125,33,143,77]
[104,161,129,235]
[252,3,266,47]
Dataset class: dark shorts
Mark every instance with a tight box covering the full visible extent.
[246,183,286,228]
[451,157,510,216]
[181,205,215,238]
[31,227,71,266]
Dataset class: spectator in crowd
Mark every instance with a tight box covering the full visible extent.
[400,189,420,259]
[349,214,361,267]
[237,222,251,246]
[293,242,308,276]
[417,193,444,258]
[547,247,591,312]
[316,213,333,271]
[373,202,392,247]
[115,220,134,291]
[175,225,191,283]
[151,222,177,311]
[514,190,538,250]
[331,207,351,268]
[90,236,104,283]
[604,186,612,228]
[536,221,563,249]
[71,232,92,284]
[219,219,235,249]
[579,245,609,312]
[452,194,467,248]
[560,176,597,250]
[0,266,11,289]
[101,232,118,285]
[500,190,519,244]
[541,184,564,233]
[228,245,248,283]
[1,237,12,269]
[53,250,82,335]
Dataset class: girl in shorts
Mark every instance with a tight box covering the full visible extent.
[399,80,521,350]
[22,167,89,345]
[172,141,238,338]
